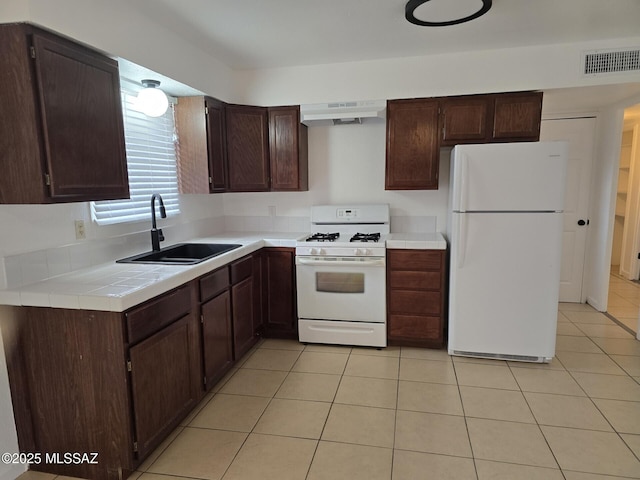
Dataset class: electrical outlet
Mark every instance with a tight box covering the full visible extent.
[74,220,86,240]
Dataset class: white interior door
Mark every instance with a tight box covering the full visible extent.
[540,118,596,303]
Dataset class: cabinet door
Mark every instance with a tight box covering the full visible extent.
[252,250,265,335]
[226,105,270,191]
[263,248,297,338]
[206,97,228,192]
[385,99,440,190]
[269,106,308,191]
[129,315,198,459]
[232,277,256,359]
[175,97,210,194]
[440,96,491,145]
[202,290,233,388]
[32,33,128,201]
[492,92,543,141]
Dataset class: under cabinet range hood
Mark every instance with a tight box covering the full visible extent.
[300,100,386,126]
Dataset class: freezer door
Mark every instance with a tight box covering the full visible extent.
[450,142,568,212]
[448,212,562,360]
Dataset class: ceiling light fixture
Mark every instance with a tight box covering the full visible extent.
[405,0,492,27]
[135,79,169,117]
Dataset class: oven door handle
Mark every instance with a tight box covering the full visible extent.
[296,257,385,267]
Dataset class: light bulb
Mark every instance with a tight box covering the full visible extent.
[135,79,169,117]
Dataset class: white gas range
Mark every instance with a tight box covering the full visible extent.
[295,204,390,347]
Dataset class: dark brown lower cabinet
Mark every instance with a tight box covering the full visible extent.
[262,247,297,338]
[4,308,135,480]
[201,290,233,388]
[232,276,256,359]
[129,314,198,459]
[387,249,447,348]
[230,256,259,359]
[2,248,298,480]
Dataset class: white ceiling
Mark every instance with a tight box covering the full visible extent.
[129,0,640,70]
[119,0,640,112]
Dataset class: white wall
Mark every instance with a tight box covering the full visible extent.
[586,93,640,311]
[1,0,237,102]
[235,38,640,106]
[222,122,451,231]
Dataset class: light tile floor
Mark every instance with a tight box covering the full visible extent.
[17,303,640,480]
[608,270,640,333]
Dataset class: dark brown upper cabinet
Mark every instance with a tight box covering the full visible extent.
[269,106,309,191]
[385,98,440,190]
[0,23,128,204]
[492,91,543,141]
[440,95,492,146]
[226,104,270,192]
[440,91,542,145]
[175,96,228,193]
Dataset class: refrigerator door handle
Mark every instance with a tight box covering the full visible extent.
[459,154,469,212]
[457,213,467,269]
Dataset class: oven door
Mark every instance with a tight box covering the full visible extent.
[295,256,386,323]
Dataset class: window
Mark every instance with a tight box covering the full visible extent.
[91,78,180,225]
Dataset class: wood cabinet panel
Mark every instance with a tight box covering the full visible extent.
[252,250,265,335]
[389,290,442,315]
[386,98,440,190]
[389,270,441,291]
[129,315,198,459]
[0,24,128,204]
[226,105,270,191]
[175,96,209,194]
[206,97,228,192]
[269,106,308,191]
[388,315,442,341]
[175,96,228,193]
[440,96,491,145]
[262,248,297,338]
[126,285,191,344]
[388,249,442,271]
[200,266,230,302]
[232,277,257,359]
[492,92,543,141]
[231,255,253,284]
[5,308,133,480]
[387,249,447,348]
[202,290,233,388]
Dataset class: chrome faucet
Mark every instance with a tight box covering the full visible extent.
[150,193,167,251]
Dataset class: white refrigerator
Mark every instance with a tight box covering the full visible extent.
[447,141,568,363]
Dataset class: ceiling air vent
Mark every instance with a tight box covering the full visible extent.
[583,48,640,76]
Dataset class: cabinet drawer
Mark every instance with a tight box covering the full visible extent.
[126,285,192,344]
[389,290,441,315]
[388,250,442,271]
[230,255,253,284]
[389,270,441,291]
[200,266,229,302]
[389,315,442,340]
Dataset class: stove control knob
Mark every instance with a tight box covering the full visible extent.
[362,248,370,256]
[354,248,360,255]
[310,248,317,255]
[318,248,325,255]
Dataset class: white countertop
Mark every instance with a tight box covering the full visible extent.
[0,231,447,312]
[386,232,447,250]
[0,232,306,313]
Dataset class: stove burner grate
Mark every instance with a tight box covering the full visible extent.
[306,232,340,242]
[350,232,381,243]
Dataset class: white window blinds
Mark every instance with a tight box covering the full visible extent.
[91,78,180,225]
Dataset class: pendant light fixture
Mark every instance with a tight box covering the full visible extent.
[405,0,492,27]
[135,79,169,117]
